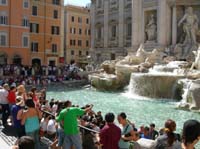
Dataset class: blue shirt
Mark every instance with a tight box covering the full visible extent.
[11,105,24,129]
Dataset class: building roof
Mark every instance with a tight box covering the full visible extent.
[65,5,90,13]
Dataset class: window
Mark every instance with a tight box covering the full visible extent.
[0,32,7,46]
[79,28,82,35]
[111,53,115,60]
[0,0,7,5]
[22,17,29,27]
[78,17,82,23]
[97,0,102,8]
[79,51,82,56]
[52,44,57,53]
[88,29,91,35]
[22,35,29,47]
[31,42,38,52]
[127,23,132,36]
[70,28,76,34]
[70,40,76,46]
[97,27,102,39]
[71,16,74,22]
[23,0,29,8]
[86,51,89,56]
[0,15,8,25]
[86,40,89,47]
[111,25,117,38]
[32,6,37,16]
[71,50,74,55]
[73,40,76,46]
[30,23,39,33]
[52,0,60,5]
[85,29,91,35]
[51,26,59,35]
[53,10,58,19]
[70,40,73,46]
[86,18,89,24]
[78,40,82,46]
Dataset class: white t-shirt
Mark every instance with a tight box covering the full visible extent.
[40,118,48,132]
[52,104,58,115]
[0,89,8,104]
[47,119,56,133]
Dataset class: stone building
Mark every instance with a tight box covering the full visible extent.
[91,0,200,63]
[64,5,91,67]
[90,0,132,63]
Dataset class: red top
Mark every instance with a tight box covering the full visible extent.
[8,91,16,104]
[100,123,121,149]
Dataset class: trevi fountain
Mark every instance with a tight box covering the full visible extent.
[47,1,200,148]
[89,0,200,112]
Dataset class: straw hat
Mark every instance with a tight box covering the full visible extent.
[16,96,25,106]
[3,83,10,90]
[17,85,26,93]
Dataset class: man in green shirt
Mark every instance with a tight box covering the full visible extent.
[56,101,93,149]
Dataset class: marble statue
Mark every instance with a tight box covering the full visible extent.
[191,46,200,70]
[145,14,157,41]
[178,7,199,45]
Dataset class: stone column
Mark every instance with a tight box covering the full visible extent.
[119,0,124,47]
[132,0,142,51]
[172,5,177,45]
[90,0,95,49]
[157,0,167,46]
[104,0,109,48]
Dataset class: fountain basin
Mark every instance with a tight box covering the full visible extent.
[89,73,121,90]
[129,73,185,99]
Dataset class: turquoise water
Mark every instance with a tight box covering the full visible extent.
[47,85,200,134]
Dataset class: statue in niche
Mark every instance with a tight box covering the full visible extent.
[178,7,199,46]
[145,14,157,42]
[177,7,199,59]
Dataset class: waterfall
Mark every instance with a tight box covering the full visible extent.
[127,73,184,99]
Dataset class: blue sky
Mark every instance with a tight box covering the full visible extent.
[64,0,91,6]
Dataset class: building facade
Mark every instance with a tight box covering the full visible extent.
[91,0,200,63]
[90,0,132,63]
[30,0,64,66]
[64,5,91,67]
[0,0,64,66]
[0,0,30,65]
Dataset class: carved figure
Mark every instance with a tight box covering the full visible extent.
[145,14,157,41]
[178,7,199,45]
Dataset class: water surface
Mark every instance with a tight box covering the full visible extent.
[47,85,200,133]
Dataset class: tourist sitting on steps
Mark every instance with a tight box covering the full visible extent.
[155,119,181,149]
[181,119,200,149]
[56,101,93,149]
[118,112,136,149]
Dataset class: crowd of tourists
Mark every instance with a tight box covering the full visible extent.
[0,83,199,149]
[0,63,84,86]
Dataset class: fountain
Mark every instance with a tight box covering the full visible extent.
[89,45,200,111]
